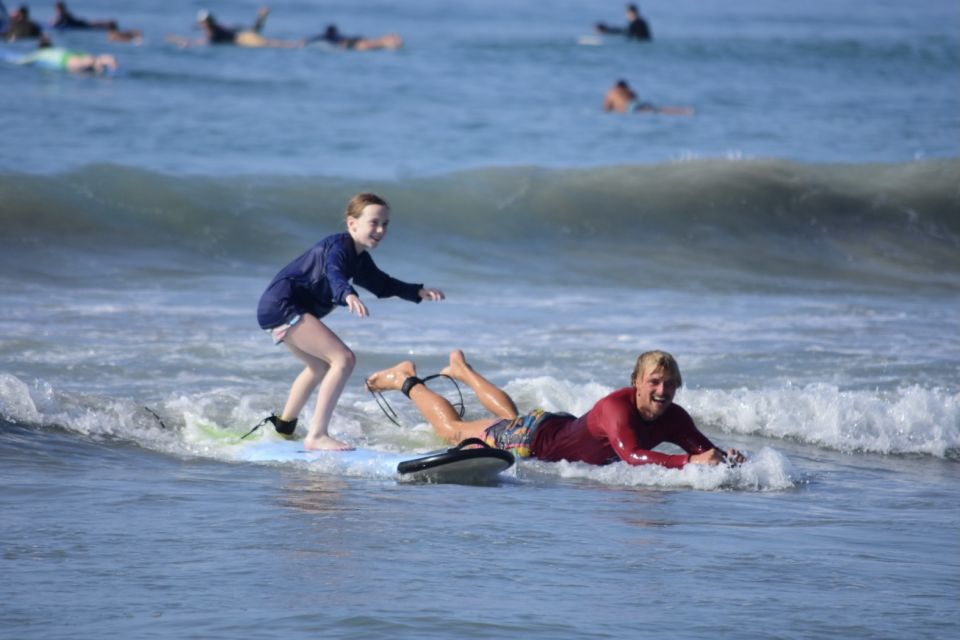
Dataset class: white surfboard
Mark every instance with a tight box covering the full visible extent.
[577,35,604,46]
[234,437,514,484]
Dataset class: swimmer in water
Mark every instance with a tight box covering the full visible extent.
[304,24,403,51]
[166,6,301,49]
[603,79,694,116]
[14,33,117,73]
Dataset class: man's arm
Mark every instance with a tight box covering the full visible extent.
[668,407,747,465]
[596,394,692,469]
[595,22,625,35]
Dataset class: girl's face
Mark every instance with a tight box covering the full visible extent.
[347,204,390,252]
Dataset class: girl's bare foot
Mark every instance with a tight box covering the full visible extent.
[440,349,471,380]
[304,434,355,451]
[365,360,417,392]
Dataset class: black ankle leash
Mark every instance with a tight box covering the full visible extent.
[240,414,298,440]
[142,405,297,441]
[239,417,270,440]
[368,373,465,429]
[143,406,168,429]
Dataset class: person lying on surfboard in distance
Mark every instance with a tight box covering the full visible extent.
[603,79,695,116]
[366,349,746,469]
[50,1,112,30]
[12,33,118,73]
[166,6,300,49]
[304,24,403,51]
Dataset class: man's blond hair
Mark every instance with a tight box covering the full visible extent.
[630,350,682,387]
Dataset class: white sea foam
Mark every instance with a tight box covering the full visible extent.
[6,364,958,464]
[687,384,960,457]
[0,373,41,424]
[525,446,795,491]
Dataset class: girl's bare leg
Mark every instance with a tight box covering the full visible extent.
[366,361,498,444]
[281,362,328,419]
[282,315,355,451]
[440,350,518,420]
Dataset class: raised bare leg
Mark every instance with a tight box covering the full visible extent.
[366,360,499,443]
[440,350,518,420]
[364,360,417,393]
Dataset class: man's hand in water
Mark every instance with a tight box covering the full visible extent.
[689,448,746,465]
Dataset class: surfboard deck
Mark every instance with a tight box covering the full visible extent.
[196,423,514,484]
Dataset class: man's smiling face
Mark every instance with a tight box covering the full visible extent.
[634,365,679,421]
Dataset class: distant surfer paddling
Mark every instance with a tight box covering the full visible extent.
[256,192,445,450]
[166,6,300,49]
[304,24,403,51]
[12,33,118,73]
[50,2,112,30]
[603,79,694,116]
[366,349,745,468]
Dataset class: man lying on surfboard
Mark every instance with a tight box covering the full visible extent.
[603,79,694,116]
[166,7,300,49]
[12,34,117,73]
[304,24,403,51]
[366,349,745,469]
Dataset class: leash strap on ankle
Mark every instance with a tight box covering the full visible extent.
[369,373,465,428]
[400,375,424,397]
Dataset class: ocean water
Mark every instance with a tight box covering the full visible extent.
[2,1,959,638]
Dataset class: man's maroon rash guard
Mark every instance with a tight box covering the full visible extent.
[531,387,716,469]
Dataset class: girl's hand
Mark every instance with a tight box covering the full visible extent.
[345,293,369,318]
[419,287,445,301]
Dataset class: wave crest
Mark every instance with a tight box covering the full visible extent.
[688,384,960,457]
[3,160,957,288]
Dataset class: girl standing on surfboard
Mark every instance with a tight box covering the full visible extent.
[256,192,445,450]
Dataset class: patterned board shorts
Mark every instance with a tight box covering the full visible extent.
[483,409,568,458]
